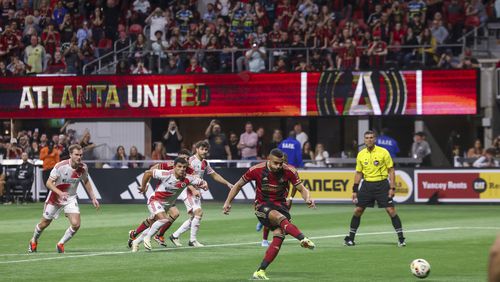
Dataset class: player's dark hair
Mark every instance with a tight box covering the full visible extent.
[174,157,188,165]
[195,140,210,149]
[68,144,82,154]
[177,149,191,156]
[364,130,376,137]
[270,148,284,159]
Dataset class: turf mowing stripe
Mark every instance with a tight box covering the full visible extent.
[1,226,498,264]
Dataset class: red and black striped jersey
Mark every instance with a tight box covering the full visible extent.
[242,162,301,207]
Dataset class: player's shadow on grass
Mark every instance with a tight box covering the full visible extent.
[356,241,398,246]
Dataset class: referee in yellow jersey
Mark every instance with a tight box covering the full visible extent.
[343,130,406,247]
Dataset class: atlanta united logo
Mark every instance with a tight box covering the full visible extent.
[316,70,408,116]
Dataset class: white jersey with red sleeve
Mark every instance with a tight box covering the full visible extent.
[148,169,204,206]
[45,160,88,206]
[189,155,215,178]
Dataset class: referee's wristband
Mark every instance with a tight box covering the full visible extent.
[352,183,359,193]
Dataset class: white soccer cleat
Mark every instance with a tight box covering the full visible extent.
[169,235,183,247]
[261,240,269,247]
[143,237,152,251]
[188,240,204,247]
[300,237,315,250]
[131,241,139,253]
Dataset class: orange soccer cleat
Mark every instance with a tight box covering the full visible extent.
[57,243,65,253]
[28,240,37,253]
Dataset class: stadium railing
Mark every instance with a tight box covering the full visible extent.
[81,43,465,75]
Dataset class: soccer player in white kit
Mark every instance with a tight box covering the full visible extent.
[28,144,100,253]
[131,157,207,252]
[169,140,233,247]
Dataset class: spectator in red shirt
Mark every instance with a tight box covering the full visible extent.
[46,50,66,74]
[337,38,360,71]
[185,57,207,73]
[367,31,387,68]
[41,22,60,57]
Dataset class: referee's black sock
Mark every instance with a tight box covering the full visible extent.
[391,215,404,240]
[349,215,361,240]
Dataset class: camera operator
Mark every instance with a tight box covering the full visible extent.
[162,120,183,155]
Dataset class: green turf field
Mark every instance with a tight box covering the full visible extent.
[0,202,498,281]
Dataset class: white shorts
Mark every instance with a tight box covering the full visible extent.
[43,198,80,220]
[184,194,201,213]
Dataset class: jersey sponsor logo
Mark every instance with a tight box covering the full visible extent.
[374,160,379,166]
[62,178,80,184]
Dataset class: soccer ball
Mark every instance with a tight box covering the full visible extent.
[410,259,431,279]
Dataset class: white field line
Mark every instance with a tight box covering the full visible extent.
[0,226,498,264]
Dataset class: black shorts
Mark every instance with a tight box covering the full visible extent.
[356,179,394,208]
[255,203,291,231]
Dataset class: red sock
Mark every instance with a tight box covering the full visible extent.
[157,221,172,237]
[260,236,284,270]
[279,219,304,240]
[134,221,149,236]
[262,227,269,240]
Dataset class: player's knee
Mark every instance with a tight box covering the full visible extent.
[354,207,364,216]
[194,208,203,217]
[169,210,180,219]
[273,229,284,237]
[72,223,80,231]
[386,208,396,217]
[40,218,52,228]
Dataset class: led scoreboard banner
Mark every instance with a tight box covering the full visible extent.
[0,69,477,118]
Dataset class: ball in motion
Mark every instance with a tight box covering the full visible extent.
[410,258,431,279]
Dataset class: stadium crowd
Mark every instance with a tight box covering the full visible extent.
[0,0,493,75]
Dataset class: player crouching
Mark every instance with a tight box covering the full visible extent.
[131,157,207,252]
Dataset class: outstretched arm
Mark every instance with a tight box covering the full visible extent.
[223,177,246,214]
[210,171,233,189]
[294,183,315,208]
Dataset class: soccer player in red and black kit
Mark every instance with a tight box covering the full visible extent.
[223,148,316,280]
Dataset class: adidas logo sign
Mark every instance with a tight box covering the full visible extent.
[76,175,102,200]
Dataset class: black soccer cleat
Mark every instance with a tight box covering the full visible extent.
[343,236,356,246]
[398,237,406,247]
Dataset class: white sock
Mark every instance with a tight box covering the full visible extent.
[133,228,149,245]
[172,218,192,238]
[32,224,43,242]
[189,216,202,242]
[58,227,77,244]
[145,220,168,239]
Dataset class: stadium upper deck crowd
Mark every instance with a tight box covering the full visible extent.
[0,0,493,75]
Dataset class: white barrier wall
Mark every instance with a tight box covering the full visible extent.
[68,121,146,159]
